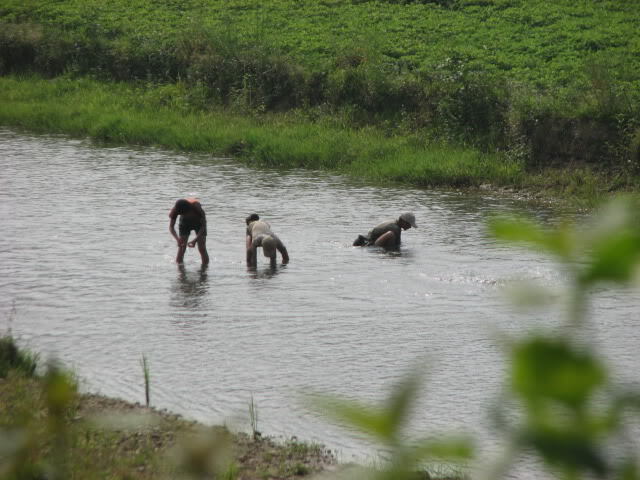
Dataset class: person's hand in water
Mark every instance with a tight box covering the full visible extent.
[177,238,186,247]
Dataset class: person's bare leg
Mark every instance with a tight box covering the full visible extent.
[374,231,396,248]
[246,236,254,265]
[197,236,209,265]
[176,236,188,263]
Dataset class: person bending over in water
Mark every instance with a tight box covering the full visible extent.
[246,216,289,268]
[245,212,260,251]
[169,198,209,265]
[353,212,417,249]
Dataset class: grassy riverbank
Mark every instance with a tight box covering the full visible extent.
[0,336,335,479]
[1,0,639,194]
[2,75,638,203]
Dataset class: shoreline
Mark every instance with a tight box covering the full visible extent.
[1,75,638,208]
[0,341,338,479]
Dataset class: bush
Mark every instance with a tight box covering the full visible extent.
[0,23,41,74]
[0,336,37,378]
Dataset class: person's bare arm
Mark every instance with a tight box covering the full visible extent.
[169,208,184,246]
[277,240,289,264]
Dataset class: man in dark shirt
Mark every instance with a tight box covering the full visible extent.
[353,212,417,248]
[169,198,209,265]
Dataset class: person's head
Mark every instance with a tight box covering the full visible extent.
[398,212,417,230]
[261,235,277,258]
[174,199,191,215]
[245,213,260,225]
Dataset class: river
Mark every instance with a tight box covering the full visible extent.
[1,128,638,475]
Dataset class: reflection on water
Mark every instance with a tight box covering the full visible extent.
[1,128,638,474]
[172,264,210,310]
[247,264,285,280]
[368,246,407,258]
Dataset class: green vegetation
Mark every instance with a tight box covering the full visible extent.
[249,395,260,441]
[311,369,472,479]
[0,336,36,379]
[486,196,640,479]
[2,75,638,201]
[0,75,523,186]
[1,0,638,93]
[140,353,150,408]
[0,335,335,479]
[0,0,639,194]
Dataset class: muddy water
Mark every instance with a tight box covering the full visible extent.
[1,129,638,474]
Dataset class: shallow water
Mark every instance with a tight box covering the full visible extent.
[1,129,638,475]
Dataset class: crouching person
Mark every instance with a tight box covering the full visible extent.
[246,218,289,268]
[353,212,417,249]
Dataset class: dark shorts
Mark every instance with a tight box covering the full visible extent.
[179,218,206,237]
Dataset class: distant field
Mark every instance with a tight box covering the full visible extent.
[1,0,638,93]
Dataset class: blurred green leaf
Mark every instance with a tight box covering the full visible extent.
[385,369,423,439]
[504,280,559,309]
[43,365,77,416]
[574,196,640,286]
[489,216,546,245]
[614,391,640,412]
[519,429,608,477]
[310,394,395,442]
[310,368,426,445]
[411,436,474,462]
[488,216,574,259]
[511,336,605,409]
[308,367,473,479]
[580,228,640,286]
[174,426,233,479]
[618,461,639,480]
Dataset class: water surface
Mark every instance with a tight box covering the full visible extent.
[1,129,638,475]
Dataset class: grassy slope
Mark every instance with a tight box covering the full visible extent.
[3,74,638,203]
[0,75,523,186]
[1,0,639,200]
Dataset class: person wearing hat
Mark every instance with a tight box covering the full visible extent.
[353,212,417,248]
[246,218,289,268]
[169,197,209,265]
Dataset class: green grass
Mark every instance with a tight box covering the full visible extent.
[1,0,638,94]
[0,335,335,479]
[0,335,37,378]
[0,75,522,183]
[141,353,150,407]
[1,0,639,171]
[3,74,638,203]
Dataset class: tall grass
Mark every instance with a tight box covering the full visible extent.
[141,353,150,408]
[0,75,528,189]
[0,335,37,378]
[249,395,260,441]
